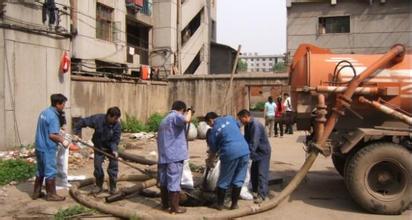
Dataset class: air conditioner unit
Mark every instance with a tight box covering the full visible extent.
[127,54,140,75]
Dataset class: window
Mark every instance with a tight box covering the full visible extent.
[269,63,273,66]
[256,63,259,67]
[263,63,266,66]
[319,16,350,34]
[96,3,114,41]
[251,58,254,61]
[263,58,266,61]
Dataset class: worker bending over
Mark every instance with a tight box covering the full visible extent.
[205,112,250,210]
[157,101,193,214]
[237,109,272,204]
[74,107,122,194]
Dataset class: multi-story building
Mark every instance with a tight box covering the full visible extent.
[73,0,215,77]
[240,53,285,72]
[0,0,216,148]
[287,0,411,59]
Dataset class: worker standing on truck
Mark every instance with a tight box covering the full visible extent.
[157,101,193,214]
[205,112,250,210]
[237,109,271,204]
[73,107,122,195]
[264,96,276,137]
[33,94,70,201]
[283,93,294,134]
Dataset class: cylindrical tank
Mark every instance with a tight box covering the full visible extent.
[289,44,412,130]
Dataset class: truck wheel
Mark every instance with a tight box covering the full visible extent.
[331,153,345,176]
[345,142,412,214]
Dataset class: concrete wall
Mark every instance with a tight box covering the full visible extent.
[70,77,169,123]
[168,73,289,117]
[287,0,412,58]
[0,1,71,149]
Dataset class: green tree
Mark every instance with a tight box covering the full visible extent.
[273,62,287,72]
[237,59,248,72]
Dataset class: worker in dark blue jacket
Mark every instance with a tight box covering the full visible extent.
[237,109,271,204]
[205,112,250,210]
[74,107,122,194]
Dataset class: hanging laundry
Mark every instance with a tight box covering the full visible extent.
[42,0,57,26]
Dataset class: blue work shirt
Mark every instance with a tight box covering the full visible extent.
[35,107,61,152]
[74,114,121,152]
[244,117,272,161]
[157,111,188,164]
[208,116,250,162]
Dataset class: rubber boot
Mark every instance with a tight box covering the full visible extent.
[160,186,169,210]
[32,176,45,200]
[214,187,226,211]
[45,178,65,201]
[93,178,104,194]
[230,187,241,210]
[109,179,117,195]
[169,192,186,214]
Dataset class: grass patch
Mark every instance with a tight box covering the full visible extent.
[121,113,166,133]
[54,205,94,220]
[0,159,36,185]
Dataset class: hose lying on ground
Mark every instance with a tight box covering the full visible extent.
[69,151,319,219]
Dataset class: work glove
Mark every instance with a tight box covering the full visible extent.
[112,151,119,159]
[62,139,70,148]
[71,135,81,143]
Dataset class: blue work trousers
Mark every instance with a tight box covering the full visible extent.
[217,155,249,190]
[94,149,118,187]
[158,161,184,192]
[251,155,270,199]
[35,149,57,180]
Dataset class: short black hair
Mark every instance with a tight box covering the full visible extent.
[171,100,187,111]
[50,94,67,107]
[107,106,121,118]
[268,96,273,102]
[204,112,219,122]
[284,92,289,97]
[237,109,251,117]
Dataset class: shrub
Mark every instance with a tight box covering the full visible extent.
[146,113,165,132]
[121,114,148,133]
[250,102,265,111]
[0,159,36,185]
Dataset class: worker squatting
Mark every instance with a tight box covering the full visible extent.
[32,94,273,214]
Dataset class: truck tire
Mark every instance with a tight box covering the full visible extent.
[331,153,345,176]
[344,142,412,215]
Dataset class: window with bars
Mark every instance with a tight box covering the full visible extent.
[96,3,114,41]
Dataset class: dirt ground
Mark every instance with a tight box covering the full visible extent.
[0,129,411,220]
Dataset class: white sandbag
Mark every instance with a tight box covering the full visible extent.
[197,121,210,139]
[56,144,70,189]
[187,123,198,141]
[205,160,220,191]
[205,159,253,200]
[240,160,253,200]
[181,160,194,189]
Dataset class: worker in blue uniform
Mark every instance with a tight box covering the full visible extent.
[157,101,193,214]
[205,112,250,210]
[237,109,272,204]
[74,107,122,194]
[33,94,70,201]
